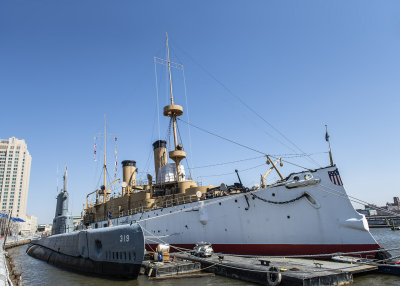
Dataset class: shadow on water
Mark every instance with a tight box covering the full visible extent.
[8,228,400,286]
[8,245,243,286]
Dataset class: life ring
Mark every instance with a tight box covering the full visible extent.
[266,266,282,286]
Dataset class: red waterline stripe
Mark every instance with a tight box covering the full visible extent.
[146,243,381,257]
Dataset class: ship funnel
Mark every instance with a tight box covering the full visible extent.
[122,160,137,195]
[153,140,167,183]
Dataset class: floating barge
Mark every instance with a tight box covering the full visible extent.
[173,253,377,286]
[142,259,214,280]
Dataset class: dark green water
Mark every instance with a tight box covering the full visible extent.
[8,228,400,285]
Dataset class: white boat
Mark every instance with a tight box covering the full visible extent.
[83,34,382,258]
[92,165,380,256]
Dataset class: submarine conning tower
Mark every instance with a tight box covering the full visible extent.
[121,160,137,195]
[52,167,74,235]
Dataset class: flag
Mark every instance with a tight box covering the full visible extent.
[325,130,330,142]
[328,169,343,186]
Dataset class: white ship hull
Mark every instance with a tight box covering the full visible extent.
[92,166,380,256]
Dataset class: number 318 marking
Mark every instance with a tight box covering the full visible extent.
[120,234,129,242]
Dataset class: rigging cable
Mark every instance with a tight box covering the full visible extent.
[153,58,161,140]
[139,224,395,273]
[182,67,194,172]
[141,106,158,179]
[198,163,266,179]
[169,40,321,168]
[178,118,310,170]
[316,183,400,218]
[175,117,193,179]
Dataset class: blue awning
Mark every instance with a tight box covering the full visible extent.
[0,213,25,222]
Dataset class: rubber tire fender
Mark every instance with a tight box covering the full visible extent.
[266,266,282,286]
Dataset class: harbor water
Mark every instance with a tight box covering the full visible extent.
[8,228,400,285]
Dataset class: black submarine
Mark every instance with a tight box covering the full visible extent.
[26,167,145,279]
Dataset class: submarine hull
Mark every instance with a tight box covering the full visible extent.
[27,224,144,279]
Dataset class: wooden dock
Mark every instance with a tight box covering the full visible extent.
[173,253,377,286]
[4,239,31,250]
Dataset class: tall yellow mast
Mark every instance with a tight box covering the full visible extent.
[163,33,186,182]
[104,114,107,188]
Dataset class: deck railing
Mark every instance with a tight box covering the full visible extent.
[86,193,205,223]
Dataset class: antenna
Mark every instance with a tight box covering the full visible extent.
[56,164,59,193]
[325,125,334,166]
[63,166,67,192]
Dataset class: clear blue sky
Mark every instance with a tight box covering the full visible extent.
[1,1,399,224]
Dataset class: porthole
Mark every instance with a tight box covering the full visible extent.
[293,176,299,181]
[287,215,291,219]
[235,199,238,203]
[272,193,275,197]
[219,202,222,205]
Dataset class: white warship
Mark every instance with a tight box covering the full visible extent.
[83,35,385,259]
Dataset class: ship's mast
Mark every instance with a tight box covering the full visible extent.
[167,34,174,106]
[166,33,179,150]
[163,33,186,182]
[104,114,107,189]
